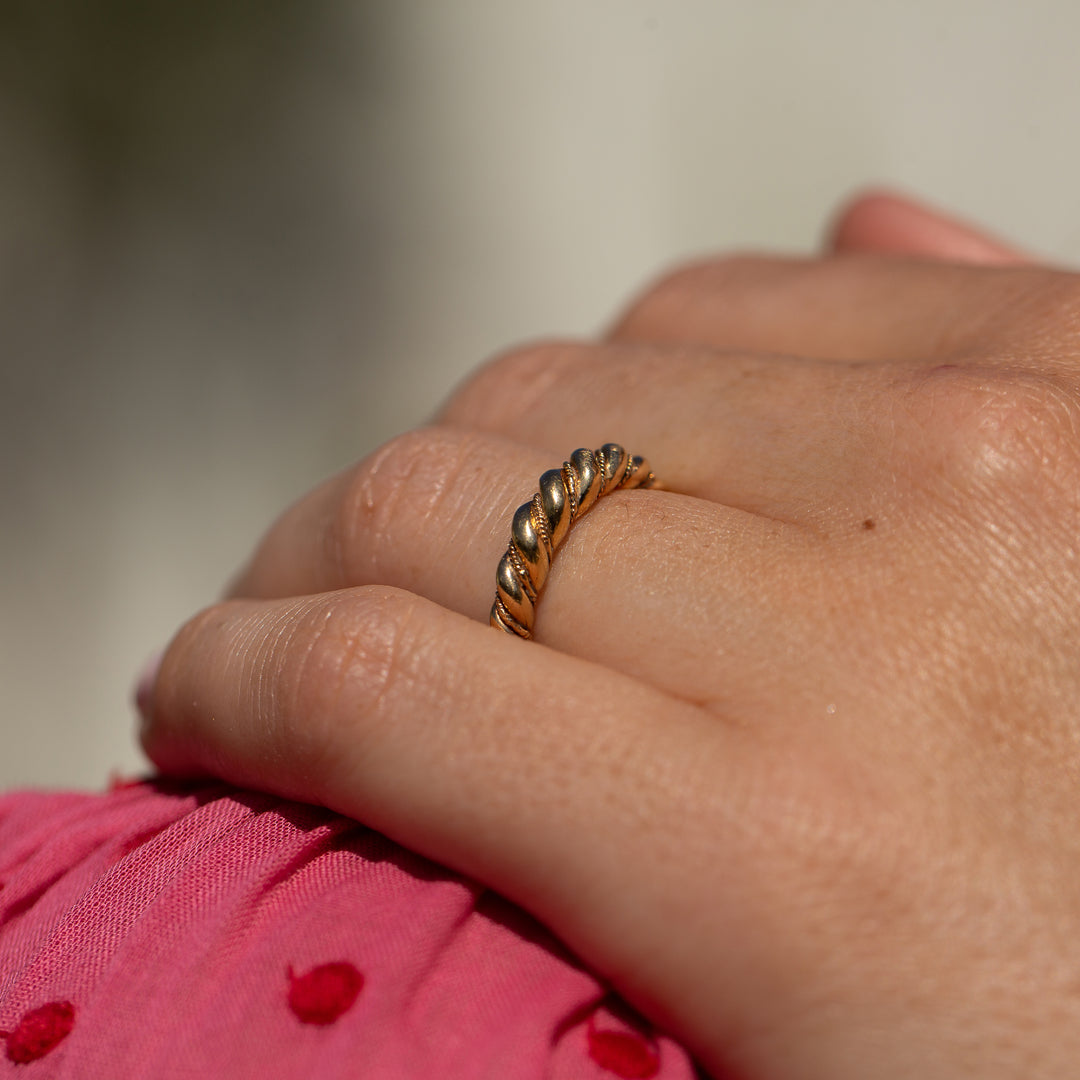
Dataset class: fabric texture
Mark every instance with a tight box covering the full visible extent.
[0,780,697,1078]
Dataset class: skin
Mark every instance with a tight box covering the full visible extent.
[139,192,1080,1079]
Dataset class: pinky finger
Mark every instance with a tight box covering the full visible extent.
[140,586,766,1072]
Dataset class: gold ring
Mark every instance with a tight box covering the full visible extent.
[490,444,659,639]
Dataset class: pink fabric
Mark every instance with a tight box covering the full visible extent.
[0,780,698,1078]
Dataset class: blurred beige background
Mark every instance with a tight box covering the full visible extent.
[2,1,1079,787]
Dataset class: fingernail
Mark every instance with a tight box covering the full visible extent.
[134,650,163,721]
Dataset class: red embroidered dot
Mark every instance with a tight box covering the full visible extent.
[287,962,364,1025]
[2,1001,76,1064]
[587,1026,660,1079]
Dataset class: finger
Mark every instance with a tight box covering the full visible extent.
[439,341,896,515]
[225,427,823,707]
[139,585,804,1077]
[828,189,1034,266]
[607,250,1052,362]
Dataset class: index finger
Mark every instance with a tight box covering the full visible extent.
[607,253,1065,367]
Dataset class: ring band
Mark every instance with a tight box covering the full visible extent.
[490,444,659,639]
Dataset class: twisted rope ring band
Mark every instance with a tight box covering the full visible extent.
[490,444,659,639]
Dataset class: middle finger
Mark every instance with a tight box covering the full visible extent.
[440,342,899,518]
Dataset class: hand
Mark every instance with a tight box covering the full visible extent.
[139,193,1080,1079]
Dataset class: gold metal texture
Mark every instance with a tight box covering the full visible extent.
[490,444,658,638]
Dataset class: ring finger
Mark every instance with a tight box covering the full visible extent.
[228,426,829,709]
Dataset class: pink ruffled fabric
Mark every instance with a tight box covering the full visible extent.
[0,780,698,1078]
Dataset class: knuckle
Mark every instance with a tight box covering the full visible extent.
[611,254,786,337]
[943,270,1080,373]
[269,588,424,761]
[994,272,1080,366]
[147,589,431,780]
[902,364,1080,511]
[332,427,472,580]
[439,339,586,430]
